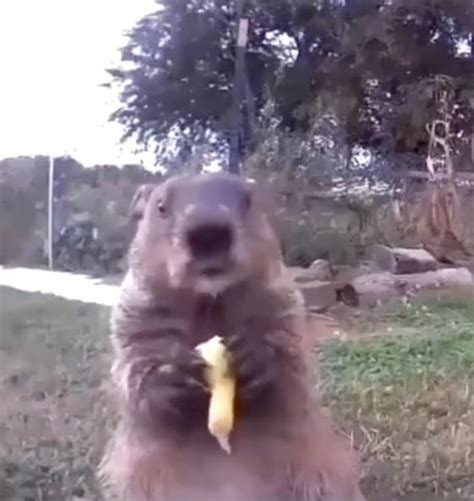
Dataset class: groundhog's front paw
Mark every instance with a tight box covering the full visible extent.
[225,334,277,401]
[133,350,209,426]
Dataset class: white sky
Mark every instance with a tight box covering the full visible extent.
[0,0,158,168]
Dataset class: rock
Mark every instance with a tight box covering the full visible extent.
[308,259,333,281]
[297,280,338,311]
[373,245,438,274]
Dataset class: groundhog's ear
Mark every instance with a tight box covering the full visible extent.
[129,184,155,221]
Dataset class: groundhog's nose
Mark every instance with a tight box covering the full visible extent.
[186,222,233,260]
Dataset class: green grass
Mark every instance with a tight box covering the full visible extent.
[0,286,473,500]
[321,293,474,393]
[0,287,112,500]
[322,313,474,392]
[319,293,474,498]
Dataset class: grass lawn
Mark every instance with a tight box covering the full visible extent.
[321,292,474,500]
[0,285,473,500]
[0,287,112,500]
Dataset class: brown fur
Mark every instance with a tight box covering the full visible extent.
[99,173,366,501]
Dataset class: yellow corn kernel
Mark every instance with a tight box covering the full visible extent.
[195,335,236,454]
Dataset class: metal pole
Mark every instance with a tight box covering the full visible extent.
[229,2,248,175]
[48,155,54,269]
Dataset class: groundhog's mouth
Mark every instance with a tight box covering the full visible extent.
[200,266,226,277]
[175,257,239,294]
[193,257,234,280]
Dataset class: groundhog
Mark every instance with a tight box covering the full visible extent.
[99,172,366,501]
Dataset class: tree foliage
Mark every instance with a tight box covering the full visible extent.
[108,0,474,169]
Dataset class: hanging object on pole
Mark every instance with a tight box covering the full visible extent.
[237,18,248,47]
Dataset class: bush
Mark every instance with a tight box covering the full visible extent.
[278,215,358,267]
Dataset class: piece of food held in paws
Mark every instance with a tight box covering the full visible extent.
[195,335,236,454]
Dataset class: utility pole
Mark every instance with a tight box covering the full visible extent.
[228,1,248,175]
[47,155,55,269]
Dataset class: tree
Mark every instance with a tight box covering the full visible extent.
[108,0,474,170]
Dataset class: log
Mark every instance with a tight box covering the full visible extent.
[351,268,474,307]
[332,263,374,282]
[444,259,474,274]
[392,169,474,182]
[373,245,438,274]
[288,266,332,284]
[291,266,360,309]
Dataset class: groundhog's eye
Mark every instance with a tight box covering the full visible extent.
[157,200,167,217]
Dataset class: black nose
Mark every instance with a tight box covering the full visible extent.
[186,223,233,259]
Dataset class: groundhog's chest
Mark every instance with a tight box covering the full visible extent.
[159,288,281,346]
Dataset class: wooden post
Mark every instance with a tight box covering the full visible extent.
[48,155,55,269]
[228,1,248,175]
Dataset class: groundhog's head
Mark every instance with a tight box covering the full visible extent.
[128,173,282,295]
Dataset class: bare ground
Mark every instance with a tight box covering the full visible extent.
[0,285,473,500]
